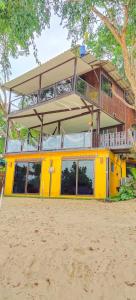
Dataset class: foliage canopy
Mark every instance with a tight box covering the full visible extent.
[55,0,136,102]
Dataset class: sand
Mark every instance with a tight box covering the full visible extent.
[0,197,136,300]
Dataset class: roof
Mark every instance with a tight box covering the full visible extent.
[2,47,134,105]
[3,48,92,95]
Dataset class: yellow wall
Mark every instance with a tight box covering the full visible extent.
[4,149,126,199]
[109,152,126,196]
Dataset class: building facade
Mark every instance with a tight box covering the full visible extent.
[3,48,136,199]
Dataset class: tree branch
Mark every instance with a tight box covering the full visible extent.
[122,5,129,34]
[92,7,122,46]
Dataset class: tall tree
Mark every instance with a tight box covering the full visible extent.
[54,0,136,106]
[0,0,53,146]
[0,0,52,111]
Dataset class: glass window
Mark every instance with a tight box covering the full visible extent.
[13,162,27,193]
[13,161,41,194]
[78,160,94,195]
[101,75,112,97]
[61,160,94,196]
[61,160,76,195]
[27,162,41,193]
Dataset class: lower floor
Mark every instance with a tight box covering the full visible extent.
[4,148,131,199]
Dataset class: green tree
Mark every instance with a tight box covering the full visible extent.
[54,0,136,105]
[0,0,54,141]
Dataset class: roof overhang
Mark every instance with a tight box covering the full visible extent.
[3,49,92,95]
[8,93,121,134]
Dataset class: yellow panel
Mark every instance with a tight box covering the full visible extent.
[109,152,126,196]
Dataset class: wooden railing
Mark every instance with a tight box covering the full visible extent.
[99,130,136,148]
[5,130,136,153]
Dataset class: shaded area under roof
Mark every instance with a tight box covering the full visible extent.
[8,94,121,134]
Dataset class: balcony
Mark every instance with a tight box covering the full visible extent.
[9,76,99,114]
[6,130,136,154]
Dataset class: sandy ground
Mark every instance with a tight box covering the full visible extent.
[0,197,136,300]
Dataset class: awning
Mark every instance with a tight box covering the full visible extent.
[3,49,92,95]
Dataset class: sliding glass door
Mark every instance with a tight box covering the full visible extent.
[61,159,94,195]
[61,160,76,195]
[13,162,27,193]
[13,161,41,194]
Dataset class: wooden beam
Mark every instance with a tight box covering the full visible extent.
[80,97,92,113]
[33,109,42,123]
[73,57,77,91]
[52,126,57,135]
[10,105,93,120]
[58,121,61,134]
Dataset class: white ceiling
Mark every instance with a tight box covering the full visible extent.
[11,94,121,134]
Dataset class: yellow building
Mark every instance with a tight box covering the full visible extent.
[3,48,136,199]
[4,149,127,199]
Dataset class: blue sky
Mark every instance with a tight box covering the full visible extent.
[10,14,72,79]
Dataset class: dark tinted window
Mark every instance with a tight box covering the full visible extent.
[13,162,27,193]
[61,160,94,195]
[27,162,41,193]
[78,160,94,195]
[13,161,41,194]
[61,160,76,195]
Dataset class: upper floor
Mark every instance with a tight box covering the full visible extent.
[3,47,136,154]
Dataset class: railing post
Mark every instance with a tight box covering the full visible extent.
[21,140,23,152]
[61,134,64,149]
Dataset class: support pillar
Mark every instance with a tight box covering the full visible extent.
[73,57,77,91]
[38,74,42,102]
[5,118,10,153]
[96,110,100,135]
[88,106,94,147]
[8,88,12,114]
[40,115,43,150]
[58,121,61,134]
[96,110,100,147]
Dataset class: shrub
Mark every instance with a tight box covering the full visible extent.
[111,167,136,202]
[118,179,136,201]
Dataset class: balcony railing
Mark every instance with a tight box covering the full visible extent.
[9,76,99,113]
[6,130,136,153]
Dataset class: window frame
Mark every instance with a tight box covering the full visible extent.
[13,160,42,194]
[101,74,112,98]
[60,158,95,196]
